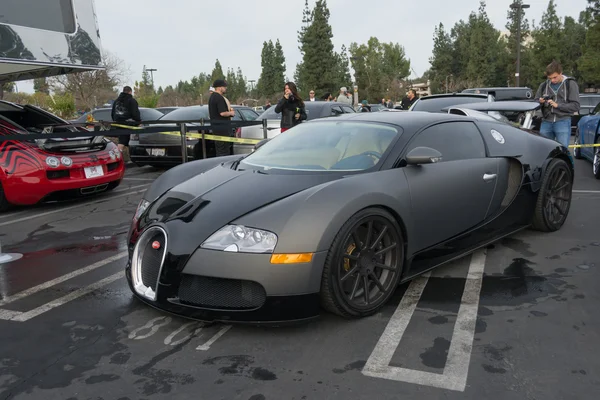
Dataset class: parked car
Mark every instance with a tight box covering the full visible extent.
[233,101,356,155]
[571,94,600,132]
[71,107,165,126]
[129,105,259,167]
[409,93,493,113]
[156,107,179,115]
[462,87,534,101]
[574,100,600,178]
[126,107,573,322]
[0,101,125,211]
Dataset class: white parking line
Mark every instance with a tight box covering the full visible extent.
[123,177,157,181]
[572,190,600,193]
[4,271,125,322]
[362,249,487,392]
[0,186,148,227]
[0,252,127,307]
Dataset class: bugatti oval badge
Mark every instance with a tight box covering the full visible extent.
[152,241,161,250]
[491,129,505,144]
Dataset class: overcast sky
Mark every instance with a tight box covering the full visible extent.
[17,0,588,93]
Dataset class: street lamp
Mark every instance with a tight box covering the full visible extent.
[510,1,530,87]
[145,67,157,86]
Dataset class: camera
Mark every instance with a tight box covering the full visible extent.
[288,94,295,102]
[542,95,552,101]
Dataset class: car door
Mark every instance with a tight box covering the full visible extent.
[582,104,600,160]
[401,121,500,252]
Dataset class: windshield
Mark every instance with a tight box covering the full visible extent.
[411,96,488,113]
[239,121,401,172]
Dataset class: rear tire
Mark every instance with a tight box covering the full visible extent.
[0,182,12,212]
[531,158,573,232]
[320,208,404,318]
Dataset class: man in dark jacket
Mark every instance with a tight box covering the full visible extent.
[400,89,418,110]
[111,86,141,152]
[534,60,580,152]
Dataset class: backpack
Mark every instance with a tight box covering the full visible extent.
[113,99,129,119]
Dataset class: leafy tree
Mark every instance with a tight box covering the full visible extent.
[256,40,285,98]
[210,59,224,82]
[349,37,410,102]
[579,0,600,85]
[0,82,15,100]
[34,78,50,94]
[295,0,349,95]
[530,0,564,81]
[428,23,455,92]
[561,16,587,81]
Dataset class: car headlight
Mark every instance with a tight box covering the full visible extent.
[201,225,278,253]
[133,199,150,224]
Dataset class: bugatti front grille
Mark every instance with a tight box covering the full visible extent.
[131,226,167,301]
[178,275,267,310]
[140,232,165,288]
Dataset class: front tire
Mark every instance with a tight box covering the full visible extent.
[593,137,600,180]
[0,182,12,212]
[531,158,573,232]
[573,129,582,159]
[320,208,405,318]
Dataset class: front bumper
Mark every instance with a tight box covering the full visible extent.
[126,227,326,324]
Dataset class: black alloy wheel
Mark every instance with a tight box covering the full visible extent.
[321,208,404,318]
[532,158,573,232]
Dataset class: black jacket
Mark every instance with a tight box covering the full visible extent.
[274,96,307,129]
[111,92,141,122]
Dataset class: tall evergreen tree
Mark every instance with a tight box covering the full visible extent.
[210,59,225,82]
[531,0,564,81]
[273,39,287,91]
[579,0,600,85]
[429,23,455,92]
[295,0,344,95]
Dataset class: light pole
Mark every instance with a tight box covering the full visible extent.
[146,67,157,87]
[248,80,256,98]
[510,1,530,87]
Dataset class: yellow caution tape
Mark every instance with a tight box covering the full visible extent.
[569,143,600,148]
[128,129,262,145]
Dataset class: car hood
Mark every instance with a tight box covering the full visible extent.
[139,163,340,256]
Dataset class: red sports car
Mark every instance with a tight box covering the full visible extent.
[0,101,125,211]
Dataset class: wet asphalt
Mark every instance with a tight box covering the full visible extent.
[0,159,599,400]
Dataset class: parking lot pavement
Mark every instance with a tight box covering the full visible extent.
[0,161,598,400]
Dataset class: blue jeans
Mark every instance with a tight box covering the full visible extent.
[540,118,573,162]
[540,118,571,148]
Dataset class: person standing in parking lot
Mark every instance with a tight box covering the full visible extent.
[111,86,141,153]
[208,79,236,157]
[535,60,580,153]
[275,82,307,132]
[400,89,418,110]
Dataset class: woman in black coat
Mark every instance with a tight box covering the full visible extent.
[274,82,307,132]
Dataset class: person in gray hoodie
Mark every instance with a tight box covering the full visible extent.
[534,60,580,152]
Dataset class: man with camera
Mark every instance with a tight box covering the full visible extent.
[534,60,580,152]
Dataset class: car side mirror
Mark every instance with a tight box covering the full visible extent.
[406,147,443,165]
[253,138,269,151]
